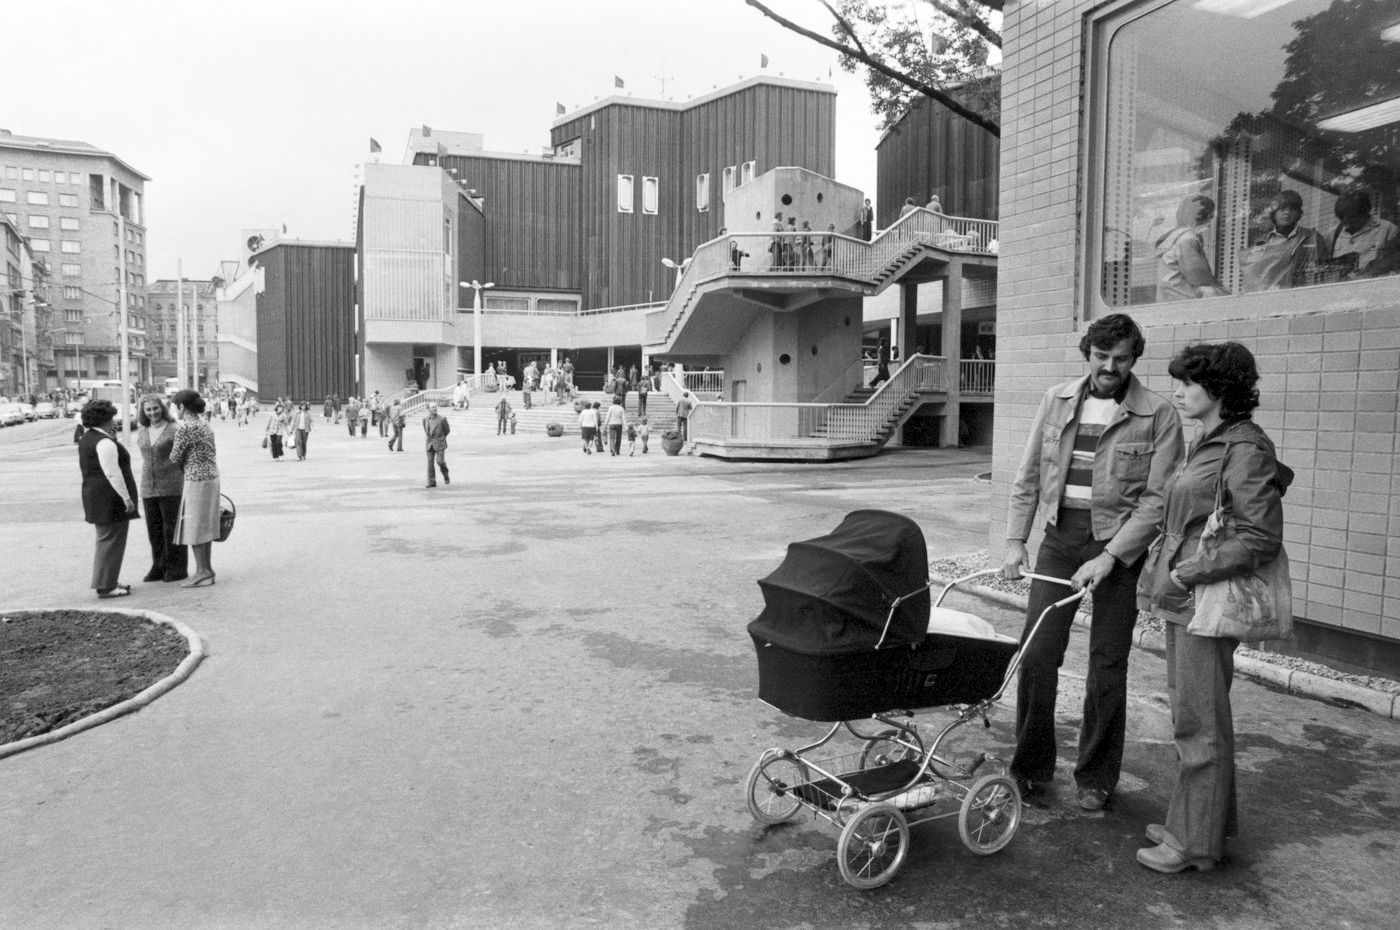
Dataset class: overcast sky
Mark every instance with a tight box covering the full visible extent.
[4,0,886,282]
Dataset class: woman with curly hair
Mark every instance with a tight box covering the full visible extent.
[168,389,221,587]
[1135,342,1293,873]
[77,399,140,598]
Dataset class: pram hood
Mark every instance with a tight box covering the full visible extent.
[749,509,930,655]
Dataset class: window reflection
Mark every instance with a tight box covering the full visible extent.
[1100,0,1400,306]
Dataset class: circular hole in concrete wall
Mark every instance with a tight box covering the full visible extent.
[779,353,791,365]
[756,362,763,373]
[811,345,819,355]
[780,193,793,206]
[816,192,824,203]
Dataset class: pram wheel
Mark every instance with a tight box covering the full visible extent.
[745,750,807,825]
[858,729,921,769]
[957,773,1022,855]
[837,804,909,889]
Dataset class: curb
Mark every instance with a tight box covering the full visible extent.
[0,607,207,761]
[930,575,1400,721]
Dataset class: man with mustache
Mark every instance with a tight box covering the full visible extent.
[1002,313,1184,812]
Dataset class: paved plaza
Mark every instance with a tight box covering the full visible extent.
[2,413,1398,928]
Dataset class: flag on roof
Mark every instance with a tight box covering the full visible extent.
[556,102,566,116]
[761,54,769,69]
[369,138,382,153]
[614,75,625,89]
[422,125,432,136]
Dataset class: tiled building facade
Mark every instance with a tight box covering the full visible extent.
[992,0,1400,673]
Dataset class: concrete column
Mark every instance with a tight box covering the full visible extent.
[607,345,615,374]
[941,262,963,447]
[898,281,919,358]
[550,348,558,369]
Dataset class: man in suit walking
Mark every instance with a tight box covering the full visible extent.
[423,405,451,488]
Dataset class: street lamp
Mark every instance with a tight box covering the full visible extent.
[661,257,692,291]
[459,279,494,387]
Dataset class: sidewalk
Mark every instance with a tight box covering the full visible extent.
[1,417,1397,928]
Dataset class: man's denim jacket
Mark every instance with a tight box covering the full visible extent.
[1006,373,1184,566]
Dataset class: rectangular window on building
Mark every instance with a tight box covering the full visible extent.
[21,169,34,181]
[0,189,15,203]
[61,240,80,254]
[741,161,756,185]
[27,215,49,229]
[30,239,50,252]
[695,173,710,212]
[89,175,105,211]
[58,193,77,208]
[62,263,80,276]
[63,286,81,299]
[59,217,79,231]
[617,174,634,213]
[53,172,65,184]
[1088,0,1400,313]
[27,192,49,206]
[642,176,659,215]
[65,330,82,342]
[38,170,51,183]
[3,167,15,180]
[722,166,736,191]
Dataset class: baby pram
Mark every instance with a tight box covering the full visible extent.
[744,510,1084,889]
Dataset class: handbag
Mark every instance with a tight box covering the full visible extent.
[262,436,269,449]
[1186,445,1292,642]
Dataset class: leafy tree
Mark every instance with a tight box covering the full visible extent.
[744,0,1001,135]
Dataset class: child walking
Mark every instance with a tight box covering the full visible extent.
[637,417,650,454]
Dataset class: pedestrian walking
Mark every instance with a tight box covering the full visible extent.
[605,397,627,456]
[358,402,371,438]
[168,389,221,588]
[264,403,289,461]
[292,402,314,460]
[675,391,695,443]
[135,394,188,583]
[637,417,650,454]
[423,405,451,487]
[323,394,334,422]
[77,399,139,599]
[636,371,649,417]
[578,401,599,454]
[496,396,512,435]
[1134,342,1293,873]
[387,399,405,452]
[345,397,360,437]
[869,337,891,388]
[1001,313,1184,810]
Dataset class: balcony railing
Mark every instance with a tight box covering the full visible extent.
[960,359,995,395]
[689,354,948,446]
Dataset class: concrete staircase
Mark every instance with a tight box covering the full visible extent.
[803,381,923,445]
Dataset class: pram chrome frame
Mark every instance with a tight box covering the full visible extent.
[746,568,1087,889]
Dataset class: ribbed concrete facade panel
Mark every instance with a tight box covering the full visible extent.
[254,243,356,400]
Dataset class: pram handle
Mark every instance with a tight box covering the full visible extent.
[874,569,1083,650]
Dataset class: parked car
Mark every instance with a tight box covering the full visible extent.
[0,403,27,427]
[19,403,37,422]
[32,402,59,419]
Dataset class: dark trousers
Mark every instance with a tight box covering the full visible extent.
[347,419,357,437]
[1011,509,1141,792]
[92,520,129,592]
[143,495,188,580]
[378,415,388,436]
[296,428,309,459]
[270,434,284,459]
[389,423,403,451]
[426,448,449,485]
[638,394,647,416]
[678,417,688,442]
[869,364,890,388]
[608,424,622,455]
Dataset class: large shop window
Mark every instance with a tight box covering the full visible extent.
[1094,0,1400,309]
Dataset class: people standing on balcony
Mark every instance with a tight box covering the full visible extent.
[786,217,799,268]
[768,220,786,271]
[423,404,450,488]
[1000,313,1184,812]
[859,198,874,241]
[722,226,748,270]
[1156,195,1225,301]
[605,397,628,456]
[820,223,836,269]
[869,338,891,388]
[799,222,815,270]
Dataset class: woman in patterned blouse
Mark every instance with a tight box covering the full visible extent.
[169,389,221,587]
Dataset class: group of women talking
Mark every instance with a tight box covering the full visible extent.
[78,388,221,596]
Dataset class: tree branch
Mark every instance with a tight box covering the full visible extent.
[923,0,1002,50]
[744,0,1000,137]
[820,0,868,59]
